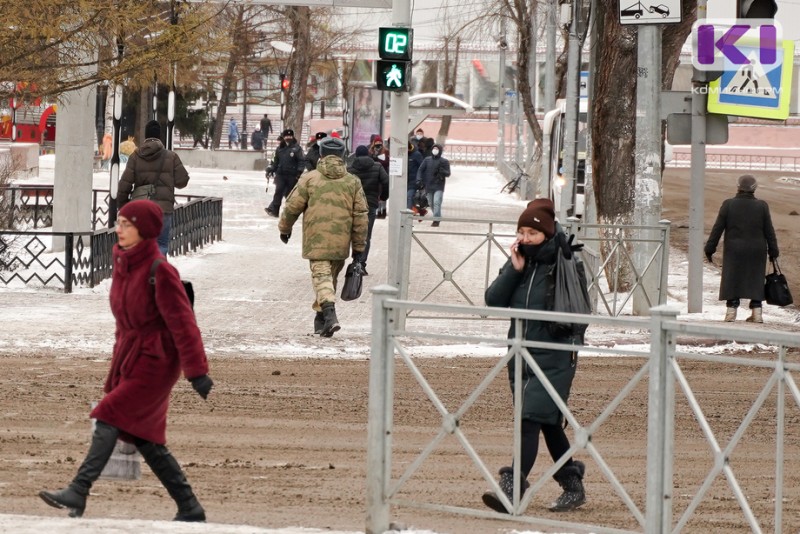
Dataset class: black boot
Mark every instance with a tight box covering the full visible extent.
[39,420,119,517]
[549,460,586,511]
[320,302,340,338]
[137,442,206,522]
[482,466,529,514]
[313,311,325,335]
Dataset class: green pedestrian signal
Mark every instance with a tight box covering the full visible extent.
[377,27,413,92]
[376,60,411,92]
[379,27,413,61]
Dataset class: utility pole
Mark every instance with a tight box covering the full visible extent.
[687,0,709,313]
[385,0,411,290]
[632,23,663,315]
[496,17,507,169]
[540,0,557,198]
[560,0,582,219]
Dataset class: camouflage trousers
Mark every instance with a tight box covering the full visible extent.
[309,259,345,312]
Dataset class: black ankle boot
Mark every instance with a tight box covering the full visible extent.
[550,460,586,511]
[313,311,325,334]
[39,420,119,517]
[137,442,205,522]
[320,302,340,337]
[482,466,529,514]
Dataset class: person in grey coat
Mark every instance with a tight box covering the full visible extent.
[704,174,779,323]
[482,199,586,514]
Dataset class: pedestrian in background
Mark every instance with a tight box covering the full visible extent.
[278,137,368,337]
[117,120,190,255]
[482,199,586,514]
[39,200,213,522]
[260,114,273,138]
[704,174,779,323]
[251,125,264,151]
[305,131,327,172]
[406,141,424,209]
[228,117,239,149]
[347,145,389,276]
[265,129,305,217]
[416,143,450,227]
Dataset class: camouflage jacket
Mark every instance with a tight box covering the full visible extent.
[279,155,369,260]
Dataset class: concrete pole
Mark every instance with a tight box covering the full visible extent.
[52,46,97,251]
[559,0,582,219]
[632,24,663,315]
[539,0,557,199]
[687,0,708,313]
[496,17,507,169]
[386,0,411,290]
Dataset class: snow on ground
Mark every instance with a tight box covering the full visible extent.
[2,154,798,533]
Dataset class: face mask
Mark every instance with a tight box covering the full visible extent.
[432,149,440,156]
[415,134,423,140]
[517,243,543,260]
[377,154,386,161]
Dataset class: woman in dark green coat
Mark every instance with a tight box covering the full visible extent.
[482,198,586,514]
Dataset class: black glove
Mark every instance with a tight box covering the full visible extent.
[769,253,778,262]
[266,165,275,177]
[190,375,213,400]
[705,252,713,263]
[415,181,424,190]
[352,250,363,263]
[280,233,290,244]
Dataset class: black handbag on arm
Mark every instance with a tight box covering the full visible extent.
[764,258,793,307]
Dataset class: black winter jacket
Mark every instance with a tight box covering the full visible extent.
[270,140,305,178]
[485,235,577,425]
[417,145,451,193]
[407,148,424,190]
[348,156,390,210]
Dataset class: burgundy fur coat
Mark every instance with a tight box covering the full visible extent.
[90,239,208,444]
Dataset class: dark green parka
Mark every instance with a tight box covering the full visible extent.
[485,235,577,425]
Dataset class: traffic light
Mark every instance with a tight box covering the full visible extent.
[739,0,777,18]
[280,74,290,91]
[376,27,412,92]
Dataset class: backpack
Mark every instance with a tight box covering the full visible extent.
[149,258,195,308]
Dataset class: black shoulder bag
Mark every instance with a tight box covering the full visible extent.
[150,258,195,309]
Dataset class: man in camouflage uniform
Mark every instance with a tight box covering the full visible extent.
[278,137,369,337]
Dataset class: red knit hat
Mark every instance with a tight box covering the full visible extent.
[118,200,163,240]
[517,198,555,238]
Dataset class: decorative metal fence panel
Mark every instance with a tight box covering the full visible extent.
[0,195,223,292]
[0,185,53,229]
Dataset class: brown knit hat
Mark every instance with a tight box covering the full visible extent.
[517,198,556,238]
[119,200,163,240]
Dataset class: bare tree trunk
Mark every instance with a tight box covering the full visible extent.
[436,37,461,144]
[284,6,312,134]
[213,6,246,150]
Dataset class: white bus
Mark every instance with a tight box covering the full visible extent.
[542,98,588,218]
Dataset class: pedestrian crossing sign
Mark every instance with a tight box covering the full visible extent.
[707,38,794,120]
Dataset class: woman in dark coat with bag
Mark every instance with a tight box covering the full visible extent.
[704,174,779,323]
[482,199,586,514]
[39,200,214,522]
[347,145,389,275]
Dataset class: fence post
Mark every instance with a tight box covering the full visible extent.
[365,285,398,534]
[658,219,671,305]
[64,233,74,293]
[396,211,414,330]
[645,304,679,533]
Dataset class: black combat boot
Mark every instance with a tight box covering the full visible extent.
[482,466,529,514]
[314,311,325,334]
[320,302,341,338]
[39,420,119,517]
[137,442,206,522]
[549,460,586,511]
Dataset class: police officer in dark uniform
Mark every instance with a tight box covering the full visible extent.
[265,129,305,217]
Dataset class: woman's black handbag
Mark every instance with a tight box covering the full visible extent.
[765,259,793,307]
[341,261,364,301]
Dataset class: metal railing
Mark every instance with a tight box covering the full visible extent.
[365,289,800,533]
[0,196,223,292]
[666,152,800,172]
[396,212,669,319]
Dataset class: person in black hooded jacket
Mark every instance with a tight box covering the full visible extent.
[416,143,450,227]
[347,145,389,275]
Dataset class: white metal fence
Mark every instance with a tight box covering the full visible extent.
[365,288,800,533]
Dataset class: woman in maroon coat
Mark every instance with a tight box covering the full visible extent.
[39,200,213,522]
